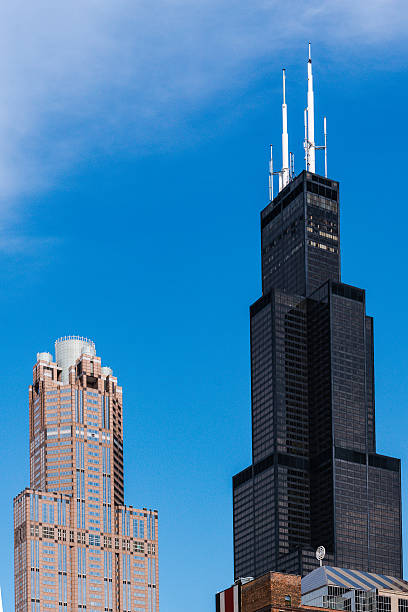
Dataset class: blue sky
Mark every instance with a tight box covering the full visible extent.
[1,1,408,610]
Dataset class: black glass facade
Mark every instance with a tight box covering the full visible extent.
[233,170,402,580]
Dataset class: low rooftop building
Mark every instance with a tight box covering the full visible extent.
[216,571,332,612]
[301,566,408,612]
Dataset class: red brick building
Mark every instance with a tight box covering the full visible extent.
[216,571,332,612]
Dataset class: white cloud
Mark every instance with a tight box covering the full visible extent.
[0,0,406,216]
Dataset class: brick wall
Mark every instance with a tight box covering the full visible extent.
[241,572,301,612]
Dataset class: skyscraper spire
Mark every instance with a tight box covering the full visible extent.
[307,42,315,172]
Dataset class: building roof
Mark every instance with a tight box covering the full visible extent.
[301,566,408,595]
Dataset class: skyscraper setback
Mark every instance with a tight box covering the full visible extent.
[14,336,159,612]
[232,51,402,580]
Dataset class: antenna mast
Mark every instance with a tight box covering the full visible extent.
[305,43,329,177]
[268,143,287,201]
[269,145,274,201]
[306,42,315,172]
[281,69,289,191]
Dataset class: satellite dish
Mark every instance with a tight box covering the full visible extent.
[316,546,326,566]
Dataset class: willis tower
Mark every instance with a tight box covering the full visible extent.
[232,47,402,580]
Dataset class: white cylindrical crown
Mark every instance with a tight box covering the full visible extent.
[55,336,96,383]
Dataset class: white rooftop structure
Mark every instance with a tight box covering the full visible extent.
[55,336,96,383]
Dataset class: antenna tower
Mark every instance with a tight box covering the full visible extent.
[280,69,289,191]
[304,43,328,177]
[304,42,315,172]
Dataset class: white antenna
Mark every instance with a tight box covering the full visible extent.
[315,546,326,567]
[281,68,289,191]
[269,144,274,201]
[307,42,315,173]
[305,44,328,177]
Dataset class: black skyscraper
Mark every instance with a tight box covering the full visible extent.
[232,170,402,579]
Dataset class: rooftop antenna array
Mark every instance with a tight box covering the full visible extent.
[269,43,328,201]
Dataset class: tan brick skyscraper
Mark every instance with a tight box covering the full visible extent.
[14,336,159,612]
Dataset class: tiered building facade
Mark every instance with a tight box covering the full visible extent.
[232,170,402,579]
[14,336,159,612]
